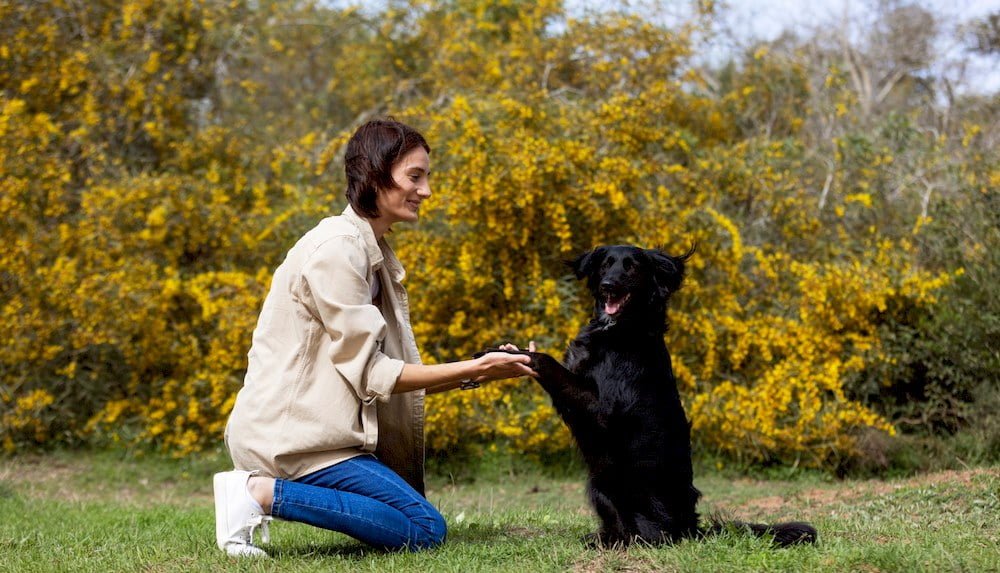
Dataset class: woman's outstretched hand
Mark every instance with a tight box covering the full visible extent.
[473,349,537,382]
[404,341,542,394]
[469,341,539,382]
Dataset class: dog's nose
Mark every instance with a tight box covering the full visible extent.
[600,280,615,292]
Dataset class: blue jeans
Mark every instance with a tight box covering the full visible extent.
[270,455,447,551]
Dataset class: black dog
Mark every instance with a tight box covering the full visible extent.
[487,245,817,548]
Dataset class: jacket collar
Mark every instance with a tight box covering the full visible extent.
[342,205,406,283]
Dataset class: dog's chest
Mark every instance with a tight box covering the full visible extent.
[597,383,637,419]
[590,351,645,415]
[566,332,674,415]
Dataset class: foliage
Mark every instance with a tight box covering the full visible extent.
[1,0,995,470]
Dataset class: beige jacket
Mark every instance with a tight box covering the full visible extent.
[225,205,426,493]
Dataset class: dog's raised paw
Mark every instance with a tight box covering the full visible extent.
[471,347,502,359]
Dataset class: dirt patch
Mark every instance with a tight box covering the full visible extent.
[0,453,214,507]
[505,525,546,539]
[1,455,76,484]
[906,467,997,487]
[737,495,786,513]
[731,467,998,516]
[0,455,81,498]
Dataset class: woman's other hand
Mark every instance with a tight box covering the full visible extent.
[497,341,537,352]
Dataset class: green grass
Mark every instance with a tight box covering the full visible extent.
[0,450,997,572]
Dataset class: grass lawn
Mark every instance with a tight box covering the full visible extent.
[0,449,997,572]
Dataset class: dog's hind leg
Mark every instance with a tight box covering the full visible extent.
[587,485,628,548]
[632,497,698,545]
[633,513,671,545]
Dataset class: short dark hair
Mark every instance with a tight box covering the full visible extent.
[344,118,430,218]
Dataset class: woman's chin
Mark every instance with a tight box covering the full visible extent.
[386,210,420,225]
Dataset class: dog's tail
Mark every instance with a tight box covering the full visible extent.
[703,519,818,547]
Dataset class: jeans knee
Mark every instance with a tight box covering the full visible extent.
[414,509,447,549]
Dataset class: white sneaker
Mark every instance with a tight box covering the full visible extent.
[213,470,272,557]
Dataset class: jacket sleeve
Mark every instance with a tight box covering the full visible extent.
[298,235,404,404]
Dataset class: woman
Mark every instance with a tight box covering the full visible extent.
[214,118,534,557]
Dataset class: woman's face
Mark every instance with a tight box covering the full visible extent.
[374,146,431,229]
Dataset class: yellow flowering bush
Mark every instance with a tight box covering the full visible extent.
[2,1,992,469]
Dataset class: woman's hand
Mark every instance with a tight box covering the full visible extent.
[473,350,537,382]
[399,342,538,394]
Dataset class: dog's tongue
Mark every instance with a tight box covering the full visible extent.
[605,297,623,316]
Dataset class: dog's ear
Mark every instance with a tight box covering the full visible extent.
[566,246,607,280]
[647,244,695,297]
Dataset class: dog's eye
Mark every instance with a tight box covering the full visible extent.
[623,258,634,271]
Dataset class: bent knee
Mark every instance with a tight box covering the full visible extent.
[412,508,447,550]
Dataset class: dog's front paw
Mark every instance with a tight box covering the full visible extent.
[471,347,503,359]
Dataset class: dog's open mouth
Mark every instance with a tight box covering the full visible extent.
[603,293,631,316]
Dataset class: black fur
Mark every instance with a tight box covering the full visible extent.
[485,245,817,548]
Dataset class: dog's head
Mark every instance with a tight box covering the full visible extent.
[568,244,694,327]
